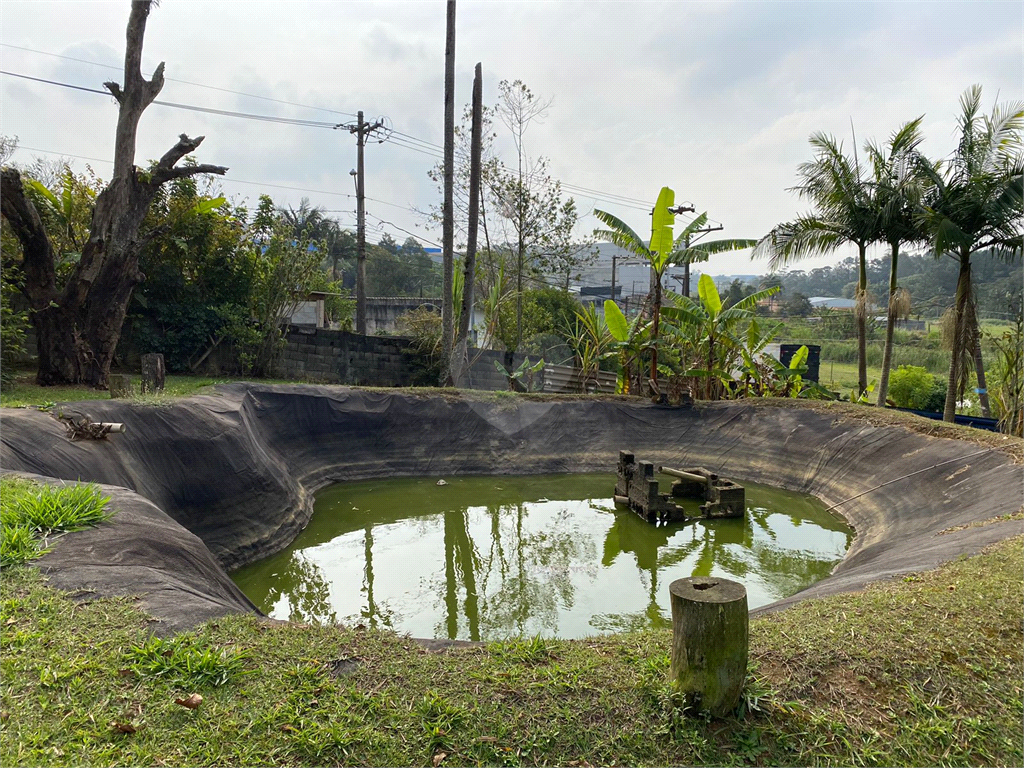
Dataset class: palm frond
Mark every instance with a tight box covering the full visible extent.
[752,216,844,271]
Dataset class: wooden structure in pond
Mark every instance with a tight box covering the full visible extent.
[614,451,745,524]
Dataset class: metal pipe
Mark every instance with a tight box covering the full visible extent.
[659,467,709,484]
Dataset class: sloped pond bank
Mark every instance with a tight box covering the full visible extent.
[0,385,1020,634]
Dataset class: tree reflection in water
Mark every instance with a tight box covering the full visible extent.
[230,475,852,640]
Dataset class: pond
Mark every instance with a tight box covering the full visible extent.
[231,473,853,640]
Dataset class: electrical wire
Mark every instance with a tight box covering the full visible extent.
[1,70,343,128]
[4,67,719,225]
[0,42,359,118]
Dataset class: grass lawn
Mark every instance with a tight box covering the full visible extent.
[2,528,1020,767]
[0,371,305,409]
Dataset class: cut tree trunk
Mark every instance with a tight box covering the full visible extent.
[669,576,748,717]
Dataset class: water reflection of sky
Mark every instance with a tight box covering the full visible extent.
[232,474,853,641]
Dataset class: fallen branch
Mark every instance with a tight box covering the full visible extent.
[57,415,126,441]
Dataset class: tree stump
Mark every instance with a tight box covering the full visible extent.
[109,374,134,399]
[669,576,748,717]
[141,353,166,393]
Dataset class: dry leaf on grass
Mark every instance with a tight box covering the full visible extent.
[174,693,203,709]
[432,751,448,766]
[111,721,137,734]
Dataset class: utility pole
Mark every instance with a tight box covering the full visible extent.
[680,225,722,298]
[440,0,457,385]
[347,110,385,334]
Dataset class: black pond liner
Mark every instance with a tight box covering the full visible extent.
[1,384,1021,635]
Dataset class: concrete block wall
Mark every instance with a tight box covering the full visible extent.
[277,327,420,387]
[277,326,538,391]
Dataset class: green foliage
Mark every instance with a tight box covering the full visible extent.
[602,299,651,394]
[648,186,677,272]
[226,223,325,377]
[365,236,439,297]
[20,164,101,282]
[567,304,614,387]
[782,292,813,317]
[125,634,251,688]
[661,276,781,400]
[395,306,442,353]
[0,478,110,566]
[1,522,39,568]
[493,356,544,391]
[987,303,1023,435]
[887,365,937,409]
[494,290,552,352]
[133,178,253,372]
[0,270,27,390]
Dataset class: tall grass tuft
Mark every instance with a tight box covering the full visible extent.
[125,634,251,688]
[0,477,111,566]
[1,522,41,568]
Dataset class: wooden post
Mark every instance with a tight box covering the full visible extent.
[109,374,134,399]
[669,576,748,717]
[141,353,165,393]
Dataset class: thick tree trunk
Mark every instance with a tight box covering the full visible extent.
[856,243,868,399]
[875,242,899,407]
[943,257,973,422]
[0,2,226,388]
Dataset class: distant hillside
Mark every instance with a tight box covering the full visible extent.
[775,251,1021,319]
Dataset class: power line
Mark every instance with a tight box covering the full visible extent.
[1,70,342,128]
[3,66,716,224]
[366,212,442,249]
[0,42,359,118]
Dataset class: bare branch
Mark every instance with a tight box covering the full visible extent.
[145,133,226,186]
[146,61,165,101]
[150,163,228,187]
[104,82,124,102]
[156,133,203,169]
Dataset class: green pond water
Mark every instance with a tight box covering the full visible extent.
[231,473,853,640]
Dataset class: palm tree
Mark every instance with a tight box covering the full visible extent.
[865,117,929,407]
[755,133,878,398]
[916,86,1023,422]
[279,197,327,240]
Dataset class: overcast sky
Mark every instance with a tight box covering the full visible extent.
[1,0,1021,276]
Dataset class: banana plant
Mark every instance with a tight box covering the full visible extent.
[24,169,97,271]
[734,317,784,397]
[594,186,677,392]
[604,299,652,394]
[661,274,780,400]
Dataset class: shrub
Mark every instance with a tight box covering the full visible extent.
[887,365,936,410]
